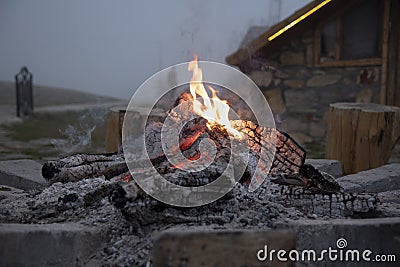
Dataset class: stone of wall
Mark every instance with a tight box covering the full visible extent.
[246,30,381,156]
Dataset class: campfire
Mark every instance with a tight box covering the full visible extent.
[42,55,338,195]
[39,55,380,207]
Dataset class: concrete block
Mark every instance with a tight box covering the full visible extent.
[0,160,47,190]
[0,185,25,201]
[276,217,400,267]
[0,223,104,267]
[376,203,400,218]
[305,159,343,178]
[378,190,400,204]
[376,190,400,217]
[153,229,295,267]
[337,164,400,193]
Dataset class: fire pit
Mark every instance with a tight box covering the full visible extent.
[0,56,398,266]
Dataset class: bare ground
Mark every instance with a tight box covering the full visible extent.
[0,81,126,161]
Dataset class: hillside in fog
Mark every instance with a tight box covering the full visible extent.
[0,0,310,99]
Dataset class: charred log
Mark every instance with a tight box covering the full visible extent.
[42,153,124,184]
[110,178,378,226]
[273,186,378,217]
[270,164,342,194]
[41,118,309,189]
[103,162,129,180]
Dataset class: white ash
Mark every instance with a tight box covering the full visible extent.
[0,175,379,267]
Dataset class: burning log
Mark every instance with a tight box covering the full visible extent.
[142,117,308,188]
[230,119,306,175]
[42,153,124,184]
[41,56,311,189]
[103,162,129,180]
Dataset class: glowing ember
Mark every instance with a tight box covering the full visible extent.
[171,152,201,169]
[120,172,132,183]
[179,130,204,151]
[188,55,242,138]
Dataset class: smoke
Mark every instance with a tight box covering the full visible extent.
[51,107,108,155]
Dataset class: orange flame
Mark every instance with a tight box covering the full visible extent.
[188,55,242,138]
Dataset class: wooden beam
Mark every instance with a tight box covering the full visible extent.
[380,0,391,104]
[335,18,342,60]
[313,28,321,66]
[306,44,314,67]
[397,13,400,106]
[316,58,382,67]
[386,0,400,106]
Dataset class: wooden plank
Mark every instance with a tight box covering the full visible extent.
[395,0,400,107]
[306,44,313,67]
[105,107,122,153]
[397,18,400,107]
[335,18,342,60]
[316,58,382,67]
[386,0,400,106]
[380,0,391,104]
[313,28,321,65]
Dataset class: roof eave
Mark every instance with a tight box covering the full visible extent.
[225,0,335,67]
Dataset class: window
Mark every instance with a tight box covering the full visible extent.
[320,20,336,62]
[315,0,382,66]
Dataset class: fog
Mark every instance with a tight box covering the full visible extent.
[0,0,310,99]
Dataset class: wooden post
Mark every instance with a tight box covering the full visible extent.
[105,106,165,153]
[105,106,127,153]
[326,103,400,174]
[385,0,400,106]
[380,0,391,105]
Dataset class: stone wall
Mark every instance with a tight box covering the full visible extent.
[245,30,381,156]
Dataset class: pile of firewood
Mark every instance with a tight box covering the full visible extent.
[40,91,379,219]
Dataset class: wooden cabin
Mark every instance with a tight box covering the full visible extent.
[226,0,400,153]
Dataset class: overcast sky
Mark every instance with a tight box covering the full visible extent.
[0,0,310,99]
